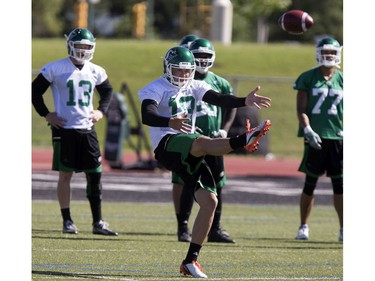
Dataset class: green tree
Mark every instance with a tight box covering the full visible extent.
[231,0,292,42]
[303,0,343,44]
[32,0,64,37]
[31,0,342,44]
[268,0,343,44]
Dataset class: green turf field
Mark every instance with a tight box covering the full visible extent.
[32,201,343,280]
[32,39,338,159]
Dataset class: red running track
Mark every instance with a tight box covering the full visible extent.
[32,148,302,178]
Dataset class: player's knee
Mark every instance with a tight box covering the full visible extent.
[86,172,102,197]
[196,189,218,210]
[190,136,212,157]
[58,171,73,183]
[302,175,318,196]
[207,195,218,211]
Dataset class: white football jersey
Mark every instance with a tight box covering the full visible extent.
[138,77,212,150]
[40,57,108,129]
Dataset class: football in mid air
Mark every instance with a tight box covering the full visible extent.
[278,10,314,35]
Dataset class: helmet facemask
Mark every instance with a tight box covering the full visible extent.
[163,47,196,88]
[316,39,342,68]
[68,41,95,62]
[193,52,215,74]
[189,38,216,74]
[165,62,195,88]
[65,28,96,63]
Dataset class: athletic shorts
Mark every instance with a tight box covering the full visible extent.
[298,139,343,178]
[172,154,227,189]
[52,127,102,173]
[154,134,217,194]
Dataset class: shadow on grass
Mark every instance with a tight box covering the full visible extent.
[32,270,137,279]
[32,228,180,242]
[203,237,343,251]
[33,228,173,237]
[249,237,341,244]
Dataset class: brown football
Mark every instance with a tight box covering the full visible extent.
[278,10,314,35]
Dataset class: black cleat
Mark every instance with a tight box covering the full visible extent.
[178,225,191,242]
[207,227,235,243]
[92,220,118,236]
[63,220,78,234]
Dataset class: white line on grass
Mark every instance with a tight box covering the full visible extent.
[32,275,343,280]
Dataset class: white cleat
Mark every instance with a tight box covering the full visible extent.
[244,119,271,152]
[295,224,309,240]
[180,260,208,278]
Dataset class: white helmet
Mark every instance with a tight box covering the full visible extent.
[316,37,342,68]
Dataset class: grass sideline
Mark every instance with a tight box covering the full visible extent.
[32,201,343,280]
[32,39,329,159]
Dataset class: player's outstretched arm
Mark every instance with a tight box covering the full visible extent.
[244,86,271,109]
[203,86,271,109]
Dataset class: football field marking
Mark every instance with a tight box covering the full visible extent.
[33,276,342,280]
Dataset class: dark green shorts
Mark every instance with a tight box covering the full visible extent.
[155,134,202,174]
[172,154,227,189]
[155,134,217,194]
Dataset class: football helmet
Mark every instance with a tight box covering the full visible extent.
[316,37,342,68]
[179,34,200,48]
[65,28,96,62]
[189,38,216,74]
[164,46,196,88]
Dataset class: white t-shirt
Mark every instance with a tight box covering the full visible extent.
[40,57,108,129]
